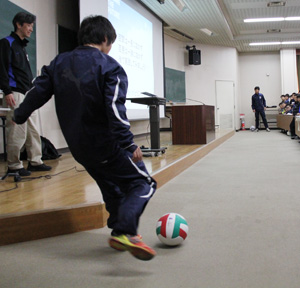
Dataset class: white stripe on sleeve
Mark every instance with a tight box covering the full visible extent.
[112,76,130,126]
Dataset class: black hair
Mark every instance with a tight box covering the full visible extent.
[254,86,260,90]
[13,12,36,32]
[78,15,116,46]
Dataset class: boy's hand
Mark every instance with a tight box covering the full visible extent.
[132,146,143,163]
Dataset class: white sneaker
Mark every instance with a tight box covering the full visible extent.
[266,128,270,132]
[255,129,259,132]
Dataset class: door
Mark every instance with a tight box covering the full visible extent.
[215,80,235,130]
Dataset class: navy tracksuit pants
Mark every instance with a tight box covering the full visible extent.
[86,148,156,236]
[255,110,269,129]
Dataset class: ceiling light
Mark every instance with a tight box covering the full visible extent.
[171,0,187,12]
[249,42,281,46]
[267,29,281,33]
[244,17,284,23]
[282,41,300,45]
[267,1,286,7]
[249,41,300,46]
[285,17,300,21]
[200,28,214,36]
[244,17,300,23]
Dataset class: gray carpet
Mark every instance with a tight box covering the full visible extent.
[1,130,300,288]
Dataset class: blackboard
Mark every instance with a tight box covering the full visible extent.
[165,67,186,103]
[0,0,37,77]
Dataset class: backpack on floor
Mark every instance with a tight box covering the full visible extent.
[20,136,61,160]
[40,136,61,160]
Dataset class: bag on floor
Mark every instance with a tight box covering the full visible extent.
[40,136,61,160]
[20,136,61,160]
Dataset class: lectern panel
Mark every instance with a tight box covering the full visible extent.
[172,105,215,144]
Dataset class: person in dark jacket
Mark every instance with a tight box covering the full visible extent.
[0,12,51,176]
[13,15,156,261]
[251,86,270,132]
[289,94,300,139]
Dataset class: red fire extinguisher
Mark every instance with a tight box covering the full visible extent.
[240,114,246,130]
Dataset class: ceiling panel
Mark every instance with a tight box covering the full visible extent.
[139,0,300,52]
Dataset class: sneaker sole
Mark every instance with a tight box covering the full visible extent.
[108,236,156,261]
[108,238,127,252]
[127,246,155,261]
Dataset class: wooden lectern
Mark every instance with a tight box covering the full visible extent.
[172,105,215,144]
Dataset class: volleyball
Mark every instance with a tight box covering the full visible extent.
[156,213,188,246]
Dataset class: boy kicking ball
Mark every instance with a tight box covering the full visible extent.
[13,15,156,261]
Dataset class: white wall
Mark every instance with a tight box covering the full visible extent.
[239,52,281,128]
[164,35,186,71]
[164,35,239,129]
[280,49,298,94]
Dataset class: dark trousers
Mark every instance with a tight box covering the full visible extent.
[255,110,268,129]
[85,148,156,236]
[290,117,296,136]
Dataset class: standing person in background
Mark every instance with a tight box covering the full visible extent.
[0,12,51,176]
[251,86,270,132]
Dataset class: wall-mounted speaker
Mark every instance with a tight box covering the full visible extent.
[189,49,201,65]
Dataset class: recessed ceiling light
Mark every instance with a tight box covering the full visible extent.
[282,41,300,45]
[267,1,286,7]
[200,28,214,36]
[267,29,281,33]
[285,17,300,21]
[249,42,281,46]
[249,41,300,46]
[244,17,284,23]
[244,17,300,23]
[171,0,188,12]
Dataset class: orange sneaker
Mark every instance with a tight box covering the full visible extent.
[108,234,156,261]
[109,234,142,252]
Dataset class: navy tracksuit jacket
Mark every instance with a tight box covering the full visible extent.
[14,46,156,235]
[0,32,33,95]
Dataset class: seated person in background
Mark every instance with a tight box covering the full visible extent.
[280,95,285,103]
[284,104,292,115]
[290,94,300,139]
[290,93,296,106]
[278,102,286,114]
[284,94,290,104]
[290,92,297,109]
